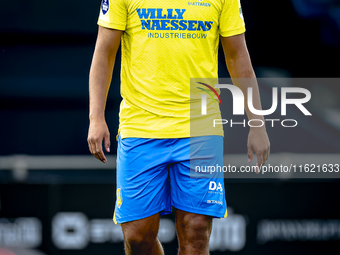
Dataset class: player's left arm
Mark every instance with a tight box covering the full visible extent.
[221,33,270,169]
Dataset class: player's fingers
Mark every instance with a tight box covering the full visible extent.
[94,139,107,163]
[95,146,105,162]
[264,142,271,164]
[256,152,264,173]
[88,138,96,157]
[95,153,105,162]
[91,146,102,162]
[247,145,254,163]
[94,148,105,162]
[89,136,105,162]
[265,147,270,162]
[93,153,101,161]
[262,151,267,165]
[104,133,110,153]
[88,137,99,160]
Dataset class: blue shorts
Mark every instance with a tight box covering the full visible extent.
[114,135,227,224]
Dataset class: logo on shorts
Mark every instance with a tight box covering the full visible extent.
[102,0,109,15]
[209,181,223,192]
[207,199,223,205]
[116,188,122,208]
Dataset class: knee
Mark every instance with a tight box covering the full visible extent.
[177,214,212,254]
[124,231,157,248]
[123,221,159,250]
[177,214,212,242]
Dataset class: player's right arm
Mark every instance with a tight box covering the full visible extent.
[88,26,122,163]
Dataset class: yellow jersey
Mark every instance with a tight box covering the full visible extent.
[98,0,245,139]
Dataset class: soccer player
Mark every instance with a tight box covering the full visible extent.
[88,0,270,254]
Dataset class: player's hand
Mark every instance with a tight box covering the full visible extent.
[87,119,110,163]
[247,127,270,173]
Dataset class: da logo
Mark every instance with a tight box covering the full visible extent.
[102,0,109,15]
[209,181,223,192]
[117,188,122,208]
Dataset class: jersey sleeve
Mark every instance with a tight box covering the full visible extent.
[219,0,246,37]
[97,0,127,31]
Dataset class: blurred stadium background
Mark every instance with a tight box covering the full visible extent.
[0,0,340,254]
